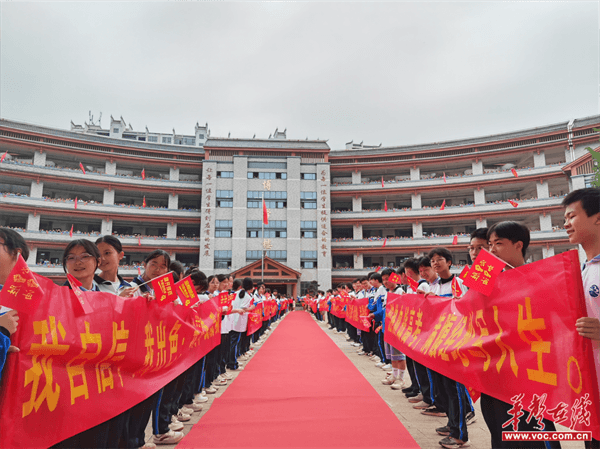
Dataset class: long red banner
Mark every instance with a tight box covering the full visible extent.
[346,297,371,332]
[384,250,600,439]
[0,274,221,448]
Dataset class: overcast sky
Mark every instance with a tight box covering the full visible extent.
[2,2,598,151]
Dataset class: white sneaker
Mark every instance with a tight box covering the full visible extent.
[176,410,191,422]
[180,406,194,415]
[168,421,184,432]
[375,361,385,367]
[194,394,209,403]
[184,402,203,412]
[205,387,217,394]
[153,430,184,445]
[381,363,392,370]
[391,379,407,390]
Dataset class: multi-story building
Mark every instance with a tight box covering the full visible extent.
[0,114,598,294]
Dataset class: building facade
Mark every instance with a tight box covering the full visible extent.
[0,114,598,293]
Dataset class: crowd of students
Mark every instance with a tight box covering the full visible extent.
[304,187,600,449]
[0,231,291,448]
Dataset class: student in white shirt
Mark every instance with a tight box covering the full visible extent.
[563,188,600,449]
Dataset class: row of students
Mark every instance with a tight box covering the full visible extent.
[0,231,290,448]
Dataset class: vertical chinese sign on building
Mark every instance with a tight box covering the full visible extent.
[317,165,332,290]
[200,162,217,271]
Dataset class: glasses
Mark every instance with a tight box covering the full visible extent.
[66,253,95,264]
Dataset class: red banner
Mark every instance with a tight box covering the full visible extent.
[247,303,263,336]
[151,272,177,305]
[384,250,600,439]
[318,298,329,312]
[345,297,371,332]
[0,274,221,448]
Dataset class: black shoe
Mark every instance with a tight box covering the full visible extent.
[436,426,451,436]
[405,391,419,398]
[401,386,413,393]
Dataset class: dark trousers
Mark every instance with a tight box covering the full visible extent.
[413,361,433,405]
[124,390,161,447]
[363,329,374,354]
[327,312,334,327]
[586,440,600,449]
[376,329,389,363]
[154,372,188,436]
[430,372,470,442]
[228,330,242,369]
[481,393,561,449]
[406,357,420,393]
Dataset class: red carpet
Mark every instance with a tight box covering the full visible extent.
[178,311,418,449]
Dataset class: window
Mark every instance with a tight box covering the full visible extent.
[137,136,146,141]
[301,173,316,180]
[248,161,287,169]
[183,137,195,145]
[301,192,317,209]
[301,221,317,238]
[216,190,233,208]
[214,250,232,269]
[122,134,136,140]
[162,136,172,144]
[217,171,234,178]
[113,128,119,133]
[198,134,204,139]
[246,250,287,262]
[247,191,287,208]
[215,220,233,238]
[247,172,287,179]
[148,135,158,142]
[301,251,318,269]
[246,220,287,238]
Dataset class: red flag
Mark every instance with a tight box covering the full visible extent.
[406,276,419,292]
[69,225,73,238]
[462,248,507,296]
[174,276,198,307]
[74,197,78,209]
[66,273,94,314]
[141,168,146,180]
[137,266,142,275]
[508,199,519,208]
[138,237,142,246]
[263,197,269,225]
[443,172,447,183]
[440,199,446,211]
[381,176,384,188]
[375,266,381,272]
[384,200,388,212]
[142,196,146,208]
[360,315,372,329]
[511,168,518,178]
[218,292,235,308]
[388,272,402,284]
[0,254,45,314]
[382,238,387,248]
[151,272,177,305]
[451,276,463,297]
[452,235,458,245]
[459,265,470,281]
[79,162,86,174]
[0,151,7,163]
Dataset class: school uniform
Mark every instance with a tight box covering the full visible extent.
[582,255,599,449]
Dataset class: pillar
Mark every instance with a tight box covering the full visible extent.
[353,224,362,240]
[571,176,587,191]
[103,189,115,205]
[533,151,546,168]
[33,151,46,166]
[476,217,488,229]
[539,213,552,231]
[352,196,362,212]
[472,160,483,175]
[27,247,37,265]
[105,161,117,176]
[101,219,113,236]
[167,222,177,239]
[27,213,40,232]
[412,222,423,238]
[410,167,420,181]
[30,180,43,198]
[536,181,549,199]
[170,167,180,181]
[411,193,421,210]
[354,253,363,269]
[168,193,179,210]
[474,187,486,205]
[542,246,555,259]
[351,171,361,185]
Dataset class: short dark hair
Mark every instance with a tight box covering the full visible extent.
[562,188,600,217]
[417,256,431,268]
[487,221,530,257]
[170,260,185,278]
[242,277,254,291]
[360,277,368,282]
[63,239,100,273]
[428,247,453,265]
[397,265,406,275]
[144,249,170,266]
[380,268,394,277]
[216,274,228,283]
[470,228,489,241]
[0,228,30,261]
[369,272,383,283]
[189,270,208,292]
[403,258,420,273]
[95,235,123,253]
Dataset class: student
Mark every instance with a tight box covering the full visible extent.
[228,278,254,371]
[563,188,600,449]
[481,221,561,449]
[467,228,489,263]
[63,239,101,291]
[94,235,136,296]
[367,272,387,366]
[426,247,473,449]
